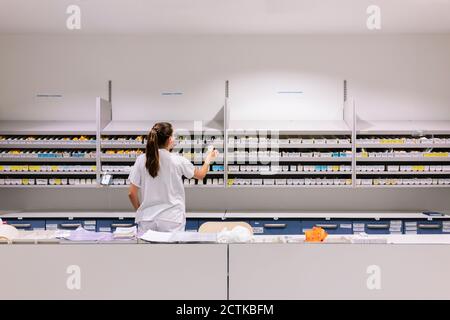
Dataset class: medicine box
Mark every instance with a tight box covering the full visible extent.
[252,179,263,186]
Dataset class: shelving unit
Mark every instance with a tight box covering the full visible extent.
[226,119,354,188]
[355,120,450,188]
[0,121,98,188]
[1,86,449,190]
[97,96,226,187]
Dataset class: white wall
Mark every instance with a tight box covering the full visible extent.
[1,34,449,212]
[1,34,450,122]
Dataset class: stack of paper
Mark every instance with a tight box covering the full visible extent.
[113,226,137,239]
[140,230,217,243]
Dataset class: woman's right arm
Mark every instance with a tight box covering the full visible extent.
[128,184,141,210]
[194,150,219,180]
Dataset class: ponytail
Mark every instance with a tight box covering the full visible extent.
[146,122,173,178]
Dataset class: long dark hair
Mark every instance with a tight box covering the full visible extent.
[146,122,173,178]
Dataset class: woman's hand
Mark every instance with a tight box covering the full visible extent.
[205,149,219,164]
[194,149,220,180]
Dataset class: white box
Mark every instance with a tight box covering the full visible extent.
[314,138,326,144]
[271,165,281,172]
[36,179,48,185]
[252,179,263,185]
[263,179,274,185]
[326,139,338,144]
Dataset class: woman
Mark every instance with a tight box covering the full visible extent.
[128,122,218,233]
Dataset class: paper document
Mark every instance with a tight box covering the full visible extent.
[140,229,217,243]
[113,226,137,239]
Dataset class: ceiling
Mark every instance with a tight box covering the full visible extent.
[0,0,449,34]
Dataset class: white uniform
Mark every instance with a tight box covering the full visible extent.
[128,149,195,233]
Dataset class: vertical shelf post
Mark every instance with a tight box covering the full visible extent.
[96,95,113,184]
[224,80,229,188]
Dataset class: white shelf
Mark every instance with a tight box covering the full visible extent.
[101,155,223,162]
[101,171,224,175]
[227,157,352,163]
[101,143,145,149]
[226,185,353,189]
[228,143,352,149]
[356,185,450,188]
[107,184,225,188]
[0,143,96,149]
[0,171,96,175]
[357,120,450,135]
[356,171,450,175]
[101,143,224,149]
[184,185,225,188]
[101,171,130,175]
[0,184,100,188]
[100,157,137,162]
[0,210,227,219]
[102,120,223,135]
[0,157,96,162]
[228,171,352,175]
[357,157,450,162]
[224,211,429,219]
[0,121,97,135]
[228,120,351,134]
[357,144,450,149]
[186,211,226,219]
[174,142,224,149]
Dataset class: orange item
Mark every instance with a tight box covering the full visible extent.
[305,227,328,242]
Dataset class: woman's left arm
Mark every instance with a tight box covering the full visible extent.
[128,184,141,210]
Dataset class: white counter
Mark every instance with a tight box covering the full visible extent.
[0,244,228,300]
[229,243,450,300]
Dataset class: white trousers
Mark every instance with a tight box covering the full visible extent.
[138,219,185,234]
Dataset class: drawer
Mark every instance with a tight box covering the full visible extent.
[185,219,199,232]
[3,218,46,231]
[302,219,353,235]
[352,220,403,235]
[404,220,443,234]
[96,218,136,232]
[45,219,97,231]
[249,219,301,235]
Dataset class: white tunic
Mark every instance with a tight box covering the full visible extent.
[128,149,195,225]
